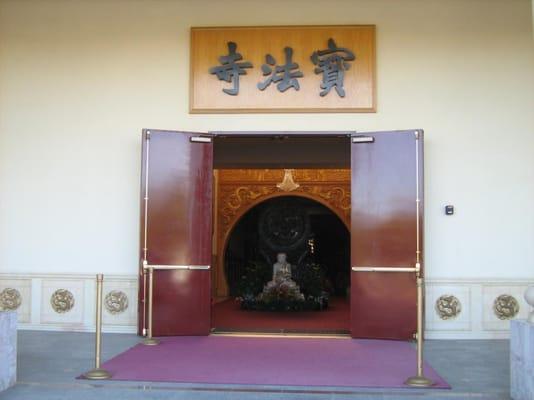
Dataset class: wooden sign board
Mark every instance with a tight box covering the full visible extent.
[190,26,376,113]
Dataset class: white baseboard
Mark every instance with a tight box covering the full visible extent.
[17,323,137,334]
[1,273,532,339]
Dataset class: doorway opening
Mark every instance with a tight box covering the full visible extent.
[139,129,421,339]
[212,195,350,334]
[138,130,424,339]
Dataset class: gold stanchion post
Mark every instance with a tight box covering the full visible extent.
[143,266,159,346]
[405,273,433,387]
[84,274,112,380]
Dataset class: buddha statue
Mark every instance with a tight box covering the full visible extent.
[272,252,293,283]
[259,253,304,302]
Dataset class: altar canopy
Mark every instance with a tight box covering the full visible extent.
[139,130,422,339]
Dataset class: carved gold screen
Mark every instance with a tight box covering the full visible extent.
[213,168,350,297]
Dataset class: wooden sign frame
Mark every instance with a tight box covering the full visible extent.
[190,25,376,114]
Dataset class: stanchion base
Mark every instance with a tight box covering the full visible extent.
[405,375,434,387]
[84,368,112,380]
[142,337,160,346]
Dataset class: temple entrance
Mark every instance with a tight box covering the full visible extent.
[138,129,423,340]
[212,196,350,334]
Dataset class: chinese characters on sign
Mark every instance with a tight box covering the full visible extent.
[311,38,355,98]
[191,25,376,113]
[209,42,253,96]
[258,47,303,92]
[209,38,355,97]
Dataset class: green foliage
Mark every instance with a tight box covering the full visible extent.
[236,260,271,297]
[236,259,329,312]
[295,261,325,298]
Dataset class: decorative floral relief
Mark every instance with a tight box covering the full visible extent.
[218,169,350,183]
[219,185,278,230]
[493,294,519,320]
[0,288,22,311]
[299,185,351,216]
[104,290,129,315]
[435,294,461,320]
[219,183,350,234]
[50,289,75,313]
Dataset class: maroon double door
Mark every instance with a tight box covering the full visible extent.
[138,130,423,339]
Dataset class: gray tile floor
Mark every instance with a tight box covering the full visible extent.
[0,331,511,400]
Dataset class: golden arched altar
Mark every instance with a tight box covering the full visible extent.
[213,168,350,297]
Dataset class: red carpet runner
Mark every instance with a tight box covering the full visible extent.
[97,336,450,389]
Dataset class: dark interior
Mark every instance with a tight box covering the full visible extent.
[213,135,351,168]
[224,196,350,299]
[212,135,352,333]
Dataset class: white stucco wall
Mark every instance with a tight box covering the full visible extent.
[0,0,533,280]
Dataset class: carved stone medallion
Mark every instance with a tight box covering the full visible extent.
[435,294,461,320]
[50,289,75,313]
[259,199,310,251]
[0,288,22,311]
[104,290,129,315]
[493,294,519,320]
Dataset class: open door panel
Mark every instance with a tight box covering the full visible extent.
[138,129,213,336]
[350,130,423,340]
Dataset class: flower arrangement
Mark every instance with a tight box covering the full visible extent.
[236,259,329,311]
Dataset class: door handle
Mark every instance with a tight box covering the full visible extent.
[352,264,420,273]
[190,136,212,143]
[351,136,374,143]
[143,265,211,270]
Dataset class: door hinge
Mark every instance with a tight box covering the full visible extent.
[190,136,212,143]
[352,136,374,143]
